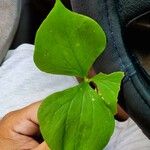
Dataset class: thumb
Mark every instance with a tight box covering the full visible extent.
[34,141,50,150]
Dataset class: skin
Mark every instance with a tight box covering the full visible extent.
[0,102,49,150]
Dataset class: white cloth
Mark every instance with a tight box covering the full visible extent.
[105,119,150,150]
[0,44,78,117]
[0,44,149,149]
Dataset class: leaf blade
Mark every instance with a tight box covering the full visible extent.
[34,0,106,77]
[92,72,124,114]
[38,83,115,150]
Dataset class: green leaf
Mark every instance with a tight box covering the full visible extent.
[91,72,124,114]
[38,83,115,150]
[34,0,106,78]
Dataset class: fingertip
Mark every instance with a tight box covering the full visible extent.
[23,101,42,125]
[33,141,50,150]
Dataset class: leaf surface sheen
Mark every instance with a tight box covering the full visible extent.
[34,0,106,77]
[92,72,124,114]
[38,83,115,150]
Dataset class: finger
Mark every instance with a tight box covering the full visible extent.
[13,101,42,136]
[18,136,40,149]
[88,67,96,78]
[115,104,129,121]
[34,141,50,150]
[23,101,42,125]
[77,67,96,82]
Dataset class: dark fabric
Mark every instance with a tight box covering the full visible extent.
[10,0,72,49]
[117,0,150,24]
[10,0,45,48]
[70,0,150,138]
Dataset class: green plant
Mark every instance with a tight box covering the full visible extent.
[34,0,124,149]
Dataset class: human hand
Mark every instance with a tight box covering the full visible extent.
[0,102,49,150]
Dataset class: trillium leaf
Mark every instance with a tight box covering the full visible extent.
[38,83,115,150]
[34,0,106,77]
[91,72,124,114]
